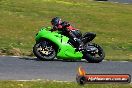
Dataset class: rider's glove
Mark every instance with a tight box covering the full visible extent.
[50,26,58,32]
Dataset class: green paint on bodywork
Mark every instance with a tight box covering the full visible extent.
[35,27,83,60]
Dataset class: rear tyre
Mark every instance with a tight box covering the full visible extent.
[84,43,105,63]
[33,40,56,61]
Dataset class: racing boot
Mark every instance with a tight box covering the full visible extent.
[74,38,84,51]
[78,42,84,51]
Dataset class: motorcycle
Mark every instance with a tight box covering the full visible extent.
[33,27,105,63]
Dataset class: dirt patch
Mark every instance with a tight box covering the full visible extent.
[0,48,22,56]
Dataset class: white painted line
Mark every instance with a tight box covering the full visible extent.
[119,61,129,63]
[123,3,129,4]
[113,2,119,3]
[15,79,72,82]
[0,55,20,58]
[0,56,131,62]
[10,56,21,58]
[11,79,132,83]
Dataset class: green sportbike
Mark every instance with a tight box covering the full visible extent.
[33,27,105,63]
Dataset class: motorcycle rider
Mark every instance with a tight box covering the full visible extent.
[50,17,83,51]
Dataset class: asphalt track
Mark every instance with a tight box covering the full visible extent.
[0,56,132,81]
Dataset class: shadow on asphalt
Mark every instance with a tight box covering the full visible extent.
[19,57,87,63]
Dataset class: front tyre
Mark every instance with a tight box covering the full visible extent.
[33,40,56,60]
[84,43,105,63]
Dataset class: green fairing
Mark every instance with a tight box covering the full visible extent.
[35,27,83,60]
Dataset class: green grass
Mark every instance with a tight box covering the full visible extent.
[0,0,132,61]
[0,81,131,88]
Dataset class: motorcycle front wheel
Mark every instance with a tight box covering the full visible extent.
[33,40,56,61]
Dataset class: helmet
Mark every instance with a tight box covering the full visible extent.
[51,17,62,26]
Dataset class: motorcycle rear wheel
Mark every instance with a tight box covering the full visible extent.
[84,43,105,63]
